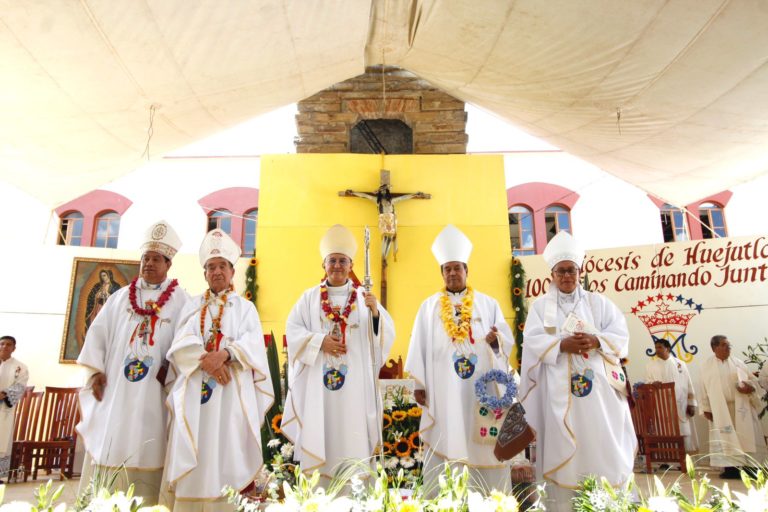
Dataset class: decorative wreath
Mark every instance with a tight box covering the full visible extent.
[474,369,517,410]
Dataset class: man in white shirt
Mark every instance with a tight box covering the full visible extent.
[700,335,766,479]
[406,225,516,491]
[645,339,698,453]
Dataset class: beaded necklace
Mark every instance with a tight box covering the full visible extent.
[200,285,232,352]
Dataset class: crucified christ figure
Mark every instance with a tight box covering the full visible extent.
[339,171,430,261]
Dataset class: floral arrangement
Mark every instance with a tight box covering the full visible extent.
[509,258,526,368]
[0,480,168,512]
[224,462,546,512]
[380,383,423,487]
[572,455,768,512]
[474,369,517,410]
[259,332,297,491]
[243,253,258,304]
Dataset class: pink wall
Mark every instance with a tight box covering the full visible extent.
[647,191,733,239]
[197,187,259,249]
[507,182,580,253]
[55,190,132,246]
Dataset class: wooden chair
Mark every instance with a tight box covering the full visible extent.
[378,356,404,379]
[17,386,81,481]
[635,382,686,473]
[10,389,44,481]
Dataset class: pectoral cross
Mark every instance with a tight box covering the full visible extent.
[339,169,430,307]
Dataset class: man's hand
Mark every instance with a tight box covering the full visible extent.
[485,326,500,349]
[321,333,346,356]
[414,389,427,406]
[686,405,696,417]
[363,291,379,319]
[560,333,598,354]
[704,411,713,421]
[91,372,107,401]
[511,465,534,483]
[737,382,755,394]
[199,350,232,385]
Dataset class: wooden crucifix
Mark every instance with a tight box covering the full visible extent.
[339,170,430,307]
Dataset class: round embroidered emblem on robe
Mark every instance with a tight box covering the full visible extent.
[571,368,594,397]
[452,352,477,379]
[201,377,217,404]
[123,356,153,382]
[323,363,348,391]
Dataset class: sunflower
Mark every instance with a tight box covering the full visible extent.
[271,413,283,435]
[408,431,421,449]
[513,287,523,296]
[245,291,253,300]
[249,258,258,266]
[382,413,392,429]
[512,257,520,266]
[394,437,411,457]
[407,406,422,418]
[382,442,393,455]
[392,410,407,422]
[518,322,525,332]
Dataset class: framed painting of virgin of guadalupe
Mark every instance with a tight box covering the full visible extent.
[60,257,140,363]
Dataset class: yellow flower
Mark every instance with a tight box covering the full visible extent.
[439,286,474,342]
[408,431,421,449]
[382,442,393,455]
[271,414,283,435]
[513,287,522,296]
[249,257,258,266]
[245,291,253,300]
[392,410,407,422]
[397,503,419,512]
[382,413,392,429]
[395,438,411,457]
[407,406,422,418]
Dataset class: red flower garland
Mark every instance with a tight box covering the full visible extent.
[320,280,358,324]
[129,278,179,317]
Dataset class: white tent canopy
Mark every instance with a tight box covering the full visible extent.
[3,0,768,206]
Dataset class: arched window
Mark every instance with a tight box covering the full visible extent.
[509,205,535,256]
[93,211,121,248]
[242,208,258,256]
[660,203,689,242]
[207,209,232,234]
[699,202,727,239]
[544,205,572,242]
[58,211,84,246]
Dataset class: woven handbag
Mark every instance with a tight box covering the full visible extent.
[493,402,535,461]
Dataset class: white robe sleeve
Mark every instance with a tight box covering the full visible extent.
[286,292,325,367]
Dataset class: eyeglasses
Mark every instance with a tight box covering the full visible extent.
[326,257,351,267]
[553,268,579,277]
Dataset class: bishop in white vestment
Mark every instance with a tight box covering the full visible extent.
[77,221,190,502]
[163,229,274,512]
[0,336,29,480]
[645,339,699,452]
[406,225,516,492]
[282,224,395,482]
[700,335,766,478]
[520,232,635,511]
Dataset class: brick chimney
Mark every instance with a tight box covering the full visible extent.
[295,66,467,154]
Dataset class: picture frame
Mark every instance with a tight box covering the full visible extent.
[60,257,140,363]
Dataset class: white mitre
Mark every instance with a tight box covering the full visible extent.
[431,224,473,265]
[320,224,357,260]
[543,231,585,269]
[199,228,241,266]
[140,220,182,259]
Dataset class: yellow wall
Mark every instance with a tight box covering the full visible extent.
[256,154,514,360]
